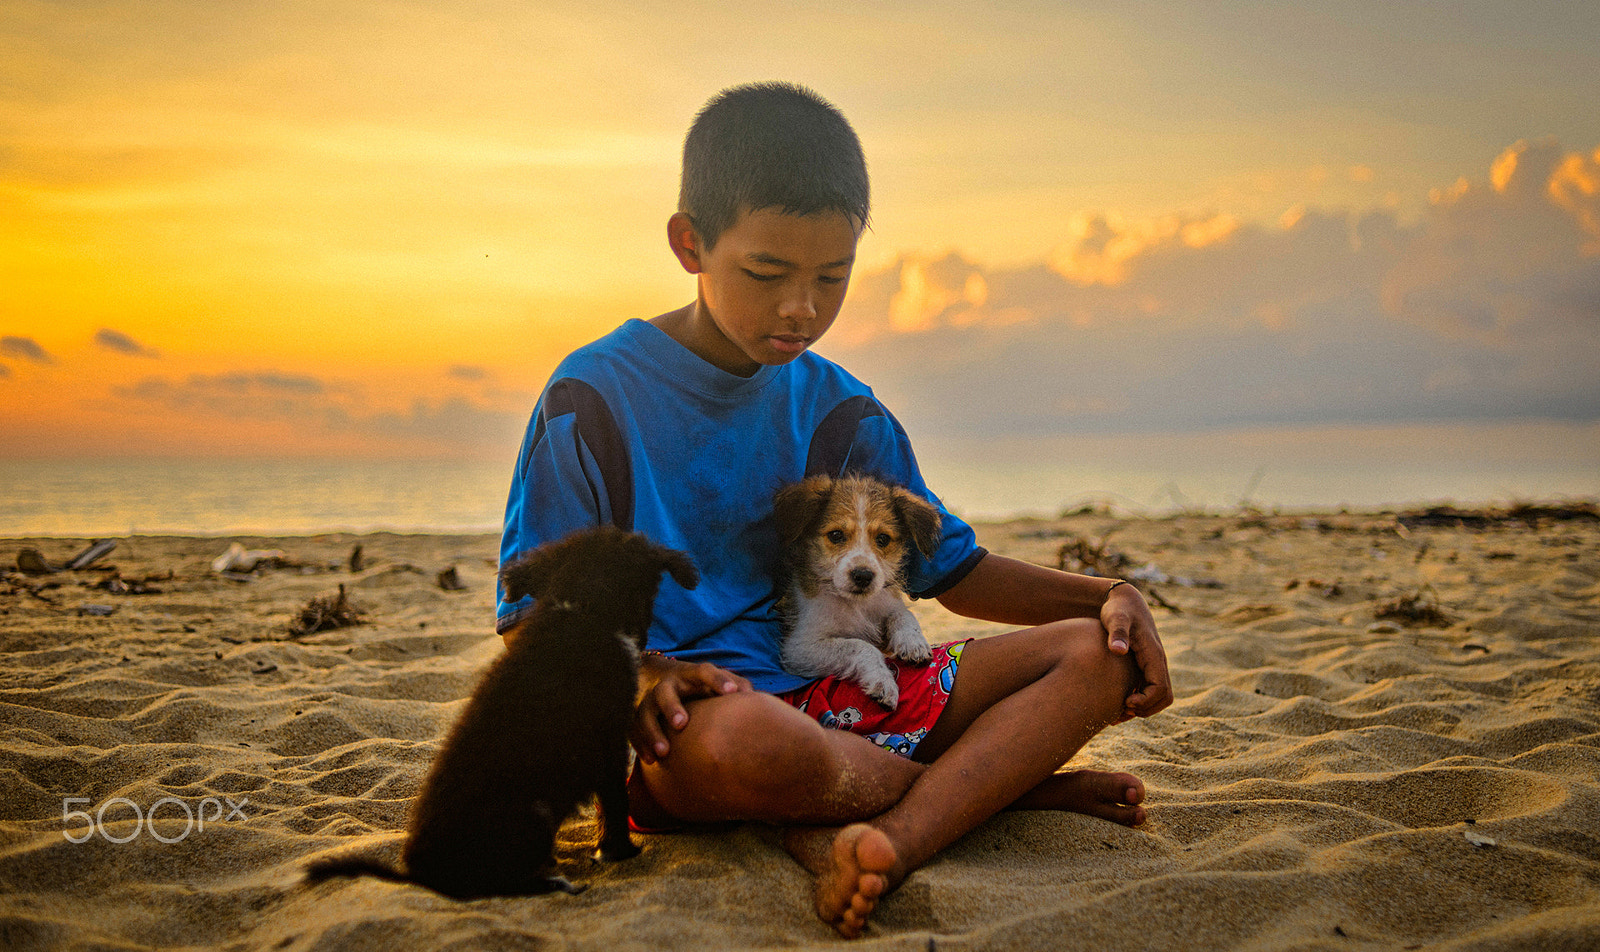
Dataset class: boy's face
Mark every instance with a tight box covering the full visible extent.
[667,206,860,377]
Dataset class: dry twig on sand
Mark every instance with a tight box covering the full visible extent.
[1374,585,1452,628]
[289,584,365,636]
[1056,534,1131,576]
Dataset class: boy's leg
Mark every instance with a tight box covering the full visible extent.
[630,690,925,828]
[914,625,1146,825]
[632,617,1142,936]
[791,616,1140,937]
[630,624,1140,830]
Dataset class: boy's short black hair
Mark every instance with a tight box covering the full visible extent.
[679,82,870,250]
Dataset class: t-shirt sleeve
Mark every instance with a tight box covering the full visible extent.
[497,378,631,631]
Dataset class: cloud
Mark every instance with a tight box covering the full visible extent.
[1548,146,1600,253]
[0,336,53,364]
[1023,210,1246,292]
[887,257,995,333]
[94,328,161,358]
[366,397,526,447]
[447,364,490,382]
[115,369,524,451]
[116,372,343,428]
[1383,139,1600,344]
[825,140,1600,438]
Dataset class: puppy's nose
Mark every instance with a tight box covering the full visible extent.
[848,568,875,591]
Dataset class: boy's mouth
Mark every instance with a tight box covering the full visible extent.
[768,334,811,355]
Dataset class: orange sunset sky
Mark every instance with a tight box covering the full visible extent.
[3,0,1598,467]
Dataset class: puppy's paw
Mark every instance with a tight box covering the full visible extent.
[596,838,641,863]
[864,676,900,711]
[537,874,587,895]
[890,636,932,664]
[886,620,932,664]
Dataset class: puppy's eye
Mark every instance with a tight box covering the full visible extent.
[875,533,892,548]
[826,529,846,544]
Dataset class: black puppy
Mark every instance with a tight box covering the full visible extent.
[306,526,697,898]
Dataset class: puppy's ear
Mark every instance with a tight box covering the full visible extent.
[657,546,699,591]
[891,487,944,558]
[772,475,835,549]
[499,543,561,602]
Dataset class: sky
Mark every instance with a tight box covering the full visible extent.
[3,0,1598,468]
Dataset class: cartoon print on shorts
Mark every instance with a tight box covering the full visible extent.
[866,728,928,758]
[938,641,965,696]
[818,707,864,731]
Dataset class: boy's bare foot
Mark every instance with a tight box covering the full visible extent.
[780,770,1142,938]
[1014,769,1147,826]
[785,823,900,939]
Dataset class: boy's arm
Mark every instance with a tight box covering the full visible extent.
[935,553,1173,718]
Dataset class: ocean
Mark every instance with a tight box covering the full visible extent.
[3,421,1596,537]
[0,457,517,538]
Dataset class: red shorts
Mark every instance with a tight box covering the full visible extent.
[627,640,969,834]
[777,640,969,760]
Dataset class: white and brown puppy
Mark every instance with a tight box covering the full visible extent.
[772,474,942,709]
[307,526,697,899]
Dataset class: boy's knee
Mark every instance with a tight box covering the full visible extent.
[1046,619,1140,694]
[669,692,828,790]
[684,692,788,758]
[1045,618,1108,662]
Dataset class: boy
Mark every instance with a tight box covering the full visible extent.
[499,82,1171,939]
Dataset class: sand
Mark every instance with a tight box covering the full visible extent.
[2,510,1598,950]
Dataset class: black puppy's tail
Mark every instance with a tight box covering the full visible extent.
[304,855,412,887]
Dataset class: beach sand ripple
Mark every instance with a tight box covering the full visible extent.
[1,518,1596,950]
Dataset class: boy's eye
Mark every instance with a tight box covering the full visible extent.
[826,529,846,544]
[744,269,782,282]
[875,533,892,548]
[818,275,846,286]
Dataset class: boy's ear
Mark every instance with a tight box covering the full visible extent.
[773,475,835,550]
[667,212,704,274]
[891,487,943,558]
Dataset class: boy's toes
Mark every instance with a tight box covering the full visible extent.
[1071,770,1147,826]
[815,825,897,939]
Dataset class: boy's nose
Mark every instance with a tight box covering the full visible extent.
[778,287,817,321]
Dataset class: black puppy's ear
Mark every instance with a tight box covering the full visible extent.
[891,487,943,558]
[772,475,835,549]
[658,547,699,591]
[500,543,560,602]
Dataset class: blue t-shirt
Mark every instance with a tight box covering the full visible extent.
[497,318,985,693]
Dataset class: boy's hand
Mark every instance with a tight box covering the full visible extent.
[633,655,751,765]
[1102,585,1172,719]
